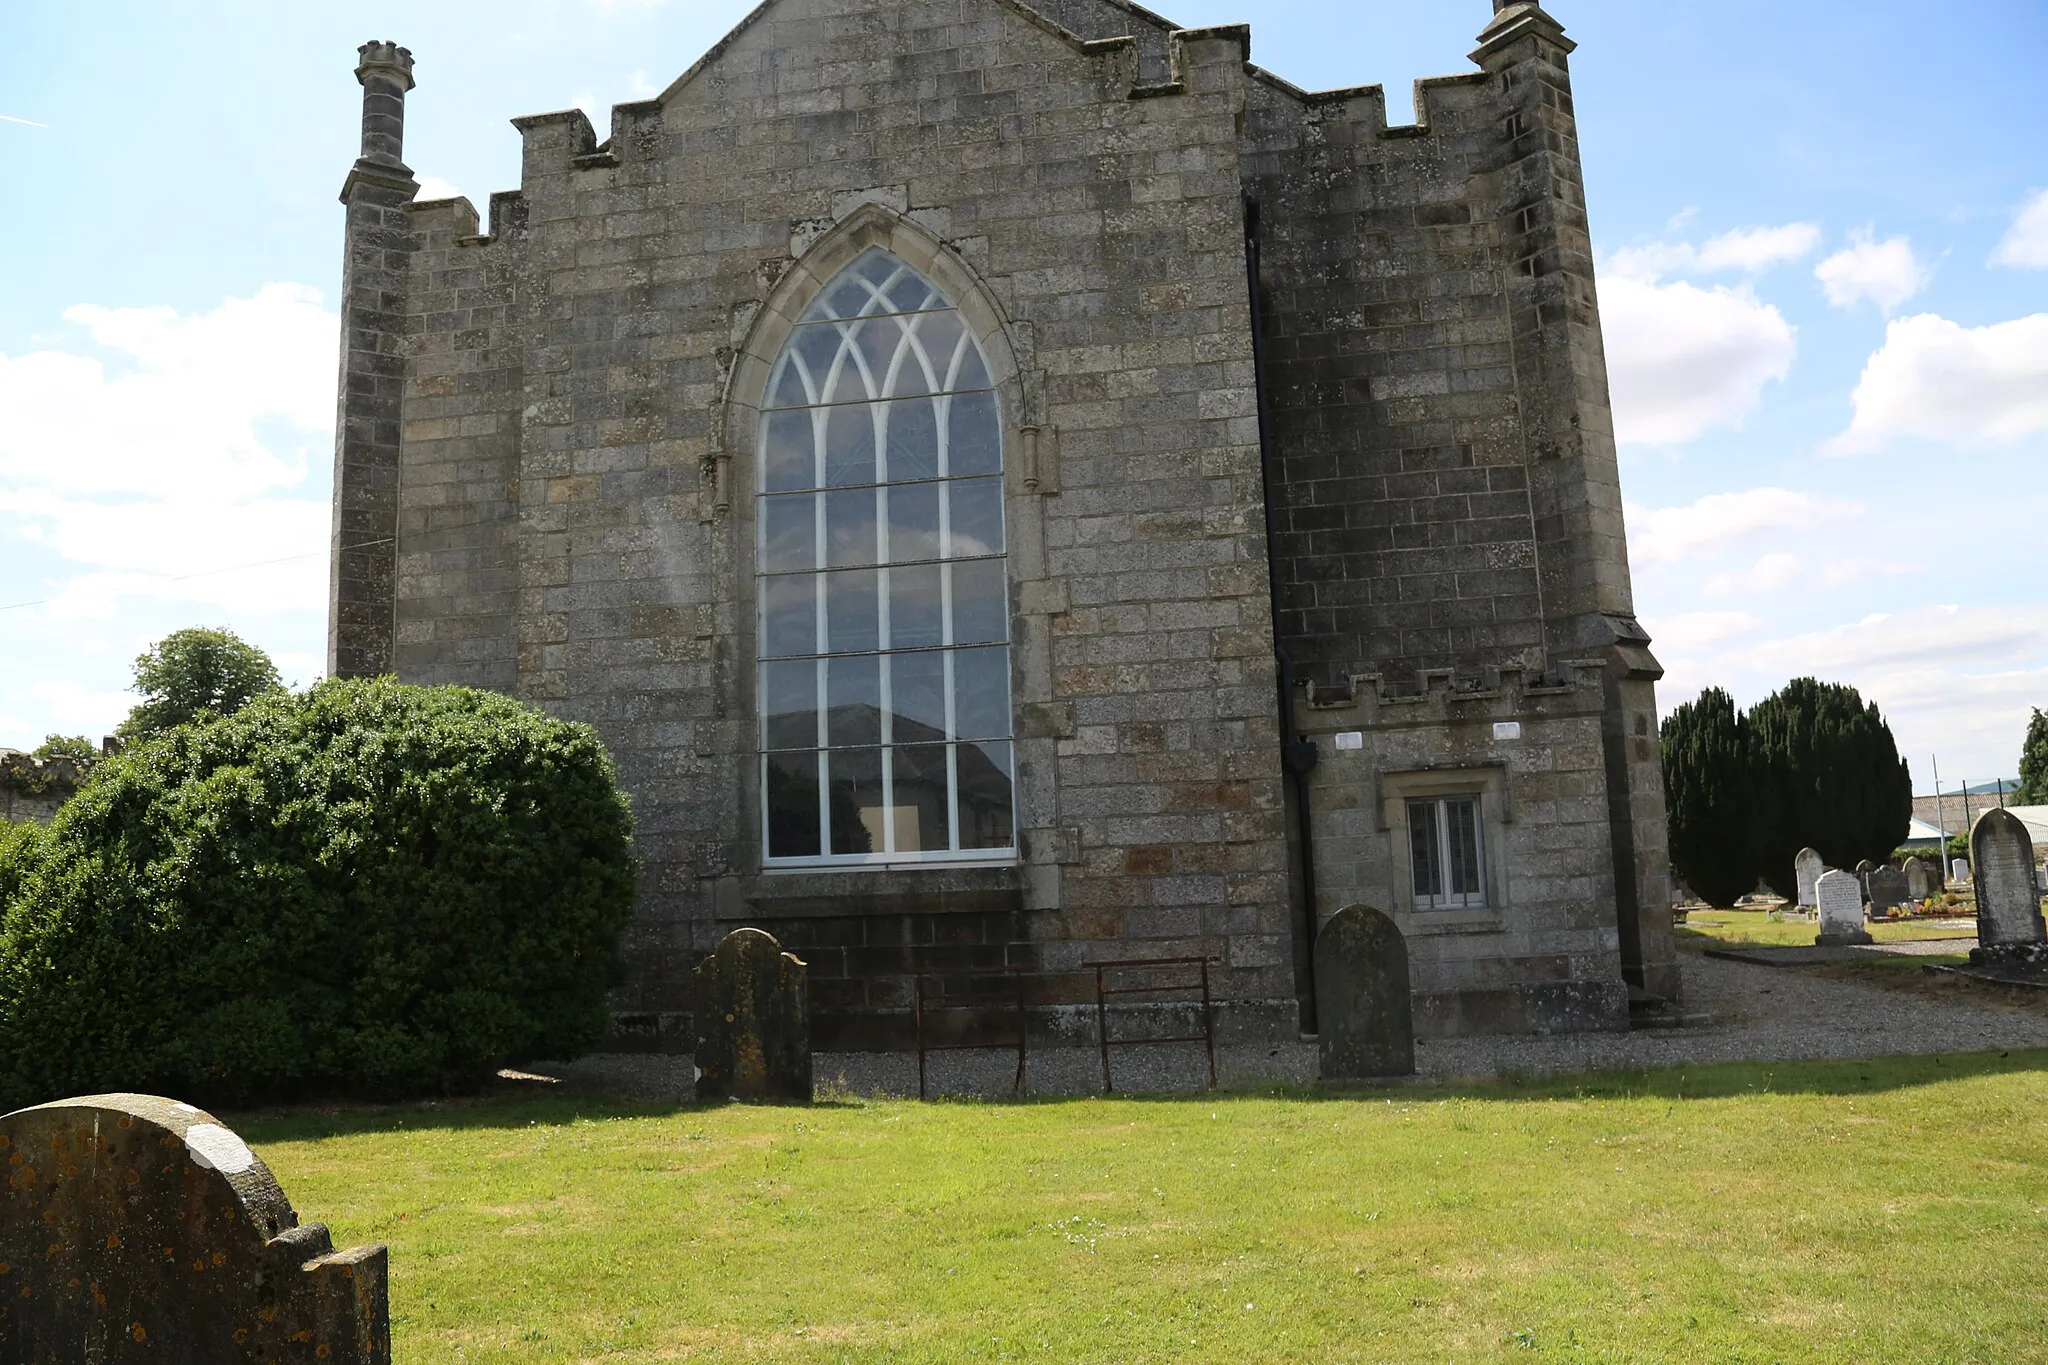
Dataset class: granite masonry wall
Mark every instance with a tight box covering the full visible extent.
[330,0,1674,1047]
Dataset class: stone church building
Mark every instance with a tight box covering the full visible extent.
[329,0,1678,1051]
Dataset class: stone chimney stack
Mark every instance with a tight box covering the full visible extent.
[354,41,415,171]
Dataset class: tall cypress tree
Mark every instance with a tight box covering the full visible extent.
[2017,708,2048,806]
[1748,678,1912,893]
[1661,687,1758,907]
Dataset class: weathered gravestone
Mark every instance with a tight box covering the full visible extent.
[1795,848,1826,908]
[0,1093,389,1363]
[1867,865,1909,914]
[1312,905,1415,1080]
[1815,869,1872,946]
[694,927,812,1101]
[1971,808,2045,951]
[1904,857,1939,901]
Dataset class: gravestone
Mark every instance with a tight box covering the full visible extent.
[1866,865,1909,914]
[0,1093,389,1363]
[1814,869,1872,946]
[1312,904,1415,1079]
[1794,848,1826,908]
[694,927,812,1101]
[1952,858,1970,883]
[1904,857,1938,901]
[1971,808,2045,949]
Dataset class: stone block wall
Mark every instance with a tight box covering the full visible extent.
[1294,665,1629,1035]
[330,0,1676,1047]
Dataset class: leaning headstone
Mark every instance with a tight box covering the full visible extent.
[694,927,812,1101]
[1794,848,1826,908]
[1815,869,1872,946]
[0,1093,389,1362]
[1971,808,2045,953]
[1313,904,1416,1079]
[1904,857,1938,901]
[1866,865,1909,914]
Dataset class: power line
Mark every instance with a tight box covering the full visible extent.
[0,550,334,614]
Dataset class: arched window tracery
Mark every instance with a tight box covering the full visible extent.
[756,248,1015,866]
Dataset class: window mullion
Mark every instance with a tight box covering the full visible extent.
[944,649,960,854]
[1438,800,1454,906]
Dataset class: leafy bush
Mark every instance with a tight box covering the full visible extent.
[0,677,635,1109]
[0,818,41,910]
[31,735,97,762]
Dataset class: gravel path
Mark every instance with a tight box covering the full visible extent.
[1416,952,2048,1082]
[532,953,2048,1102]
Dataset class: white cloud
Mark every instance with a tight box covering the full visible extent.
[1648,604,2048,780]
[0,285,336,620]
[415,175,465,202]
[1625,488,1860,568]
[1647,610,1765,653]
[1831,312,2048,452]
[1606,222,1820,283]
[1814,228,1930,312]
[1992,189,2048,270]
[1601,277,1797,445]
[1696,223,1823,274]
[1702,551,1803,598]
[0,284,334,499]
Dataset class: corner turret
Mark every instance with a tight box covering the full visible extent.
[328,40,420,679]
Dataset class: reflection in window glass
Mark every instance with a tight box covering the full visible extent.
[758,249,1015,865]
[1407,797,1486,910]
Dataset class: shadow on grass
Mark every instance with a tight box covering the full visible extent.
[230,1047,2048,1144]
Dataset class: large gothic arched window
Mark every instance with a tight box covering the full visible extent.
[757,248,1015,866]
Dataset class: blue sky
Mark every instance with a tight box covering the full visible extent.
[2,0,2044,789]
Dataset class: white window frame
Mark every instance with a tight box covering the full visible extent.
[1406,795,1487,910]
[755,248,1017,871]
[1379,765,1510,925]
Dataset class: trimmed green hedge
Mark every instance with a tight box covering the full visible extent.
[0,678,635,1109]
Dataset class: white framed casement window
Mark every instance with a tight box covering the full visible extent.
[756,248,1016,869]
[1407,795,1486,910]
[1379,765,1509,924]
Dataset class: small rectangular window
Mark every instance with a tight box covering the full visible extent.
[1407,796,1486,909]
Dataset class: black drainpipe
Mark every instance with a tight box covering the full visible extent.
[1244,198,1320,1037]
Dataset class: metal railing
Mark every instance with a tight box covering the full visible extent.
[913,965,1030,1101]
[1091,956,1217,1094]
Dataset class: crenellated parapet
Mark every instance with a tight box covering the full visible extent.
[1295,659,1609,733]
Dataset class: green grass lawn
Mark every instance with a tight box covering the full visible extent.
[243,1052,2048,1363]
[1676,907,1976,950]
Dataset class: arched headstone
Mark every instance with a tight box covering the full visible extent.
[1904,857,1938,901]
[1952,858,1970,883]
[1794,848,1826,908]
[1815,869,1872,945]
[0,1093,388,1362]
[1972,809,2045,949]
[694,927,812,1101]
[1313,905,1415,1079]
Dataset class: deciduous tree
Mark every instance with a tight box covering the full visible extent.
[120,627,282,738]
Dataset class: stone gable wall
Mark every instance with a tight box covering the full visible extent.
[355,0,1296,1046]
[334,0,1676,1045]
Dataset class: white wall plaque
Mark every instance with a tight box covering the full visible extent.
[1492,722,1522,741]
[1333,732,1364,751]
